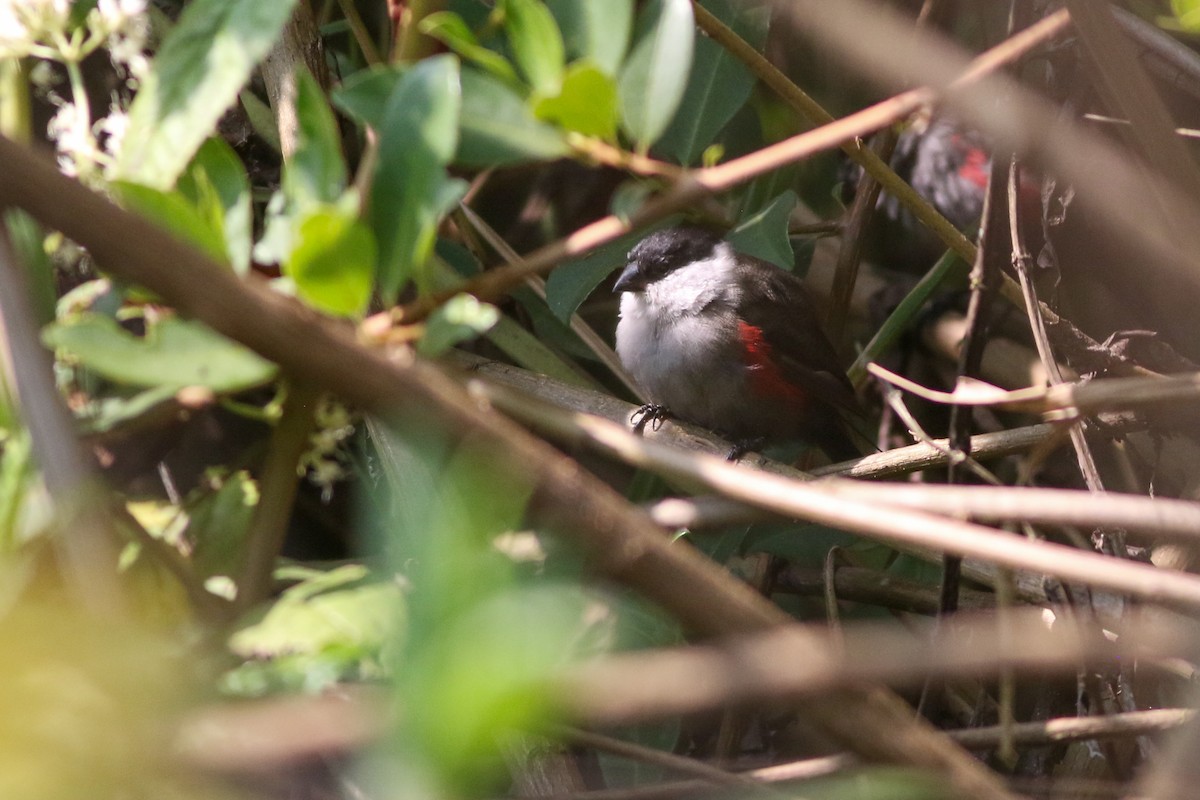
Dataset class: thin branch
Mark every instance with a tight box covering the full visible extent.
[559,609,1182,727]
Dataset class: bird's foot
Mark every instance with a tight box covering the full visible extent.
[725,437,765,461]
[630,403,671,434]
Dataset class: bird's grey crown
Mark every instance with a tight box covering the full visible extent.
[626,226,723,281]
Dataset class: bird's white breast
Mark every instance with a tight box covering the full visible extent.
[615,245,747,421]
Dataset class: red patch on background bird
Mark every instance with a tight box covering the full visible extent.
[957,146,990,189]
[737,321,807,406]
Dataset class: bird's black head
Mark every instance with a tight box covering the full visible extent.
[613,226,723,293]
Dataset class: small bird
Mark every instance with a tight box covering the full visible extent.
[614,226,863,461]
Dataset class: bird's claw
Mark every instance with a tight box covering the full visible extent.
[725,437,765,462]
[630,403,670,434]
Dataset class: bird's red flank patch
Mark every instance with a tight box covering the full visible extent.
[737,321,807,406]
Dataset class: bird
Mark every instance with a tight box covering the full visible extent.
[613,225,864,462]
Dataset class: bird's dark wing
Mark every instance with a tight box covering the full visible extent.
[733,255,862,417]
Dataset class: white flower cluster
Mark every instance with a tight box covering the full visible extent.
[1,0,149,177]
[299,396,359,502]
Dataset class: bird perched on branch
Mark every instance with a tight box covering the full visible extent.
[613,226,864,462]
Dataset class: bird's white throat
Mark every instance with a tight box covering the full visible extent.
[634,242,739,318]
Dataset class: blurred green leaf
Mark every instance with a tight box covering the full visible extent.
[727,189,798,269]
[286,67,347,210]
[0,600,223,799]
[534,61,618,139]
[286,205,376,317]
[371,55,464,299]
[457,67,570,166]
[656,0,767,165]
[418,294,501,356]
[44,314,278,392]
[1171,0,1200,30]
[177,137,252,274]
[111,181,230,265]
[546,0,632,76]
[186,470,260,582]
[617,0,694,151]
[230,564,404,659]
[3,210,54,324]
[503,0,566,95]
[115,0,299,188]
[420,12,520,84]
[331,65,404,129]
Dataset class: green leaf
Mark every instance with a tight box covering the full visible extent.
[111,181,229,265]
[371,55,463,300]
[331,65,404,129]
[727,190,798,269]
[418,294,501,356]
[287,67,347,210]
[230,565,404,658]
[43,314,278,392]
[420,12,519,84]
[177,137,252,274]
[457,67,569,167]
[533,61,618,140]
[503,0,566,95]
[1172,0,1200,30]
[545,226,675,320]
[114,0,300,189]
[286,206,376,317]
[188,469,259,581]
[617,0,694,152]
[546,0,632,76]
[656,0,766,165]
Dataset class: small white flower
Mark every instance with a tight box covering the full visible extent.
[96,106,129,157]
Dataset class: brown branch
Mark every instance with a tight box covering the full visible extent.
[559,609,1182,727]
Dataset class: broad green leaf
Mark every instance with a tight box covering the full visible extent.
[111,181,229,265]
[371,56,463,299]
[286,206,376,317]
[186,469,259,581]
[503,0,565,95]
[617,0,694,152]
[178,137,252,274]
[533,61,618,140]
[287,67,347,209]
[331,65,404,129]
[457,67,569,166]
[656,0,766,165]
[115,0,299,188]
[229,565,403,658]
[546,0,632,76]
[418,294,501,356]
[80,386,178,434]
[44,314,278,392]
[728,190,798,269]
[420,12,519,84]
[487,315,599,387]
[544,229,649,320]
